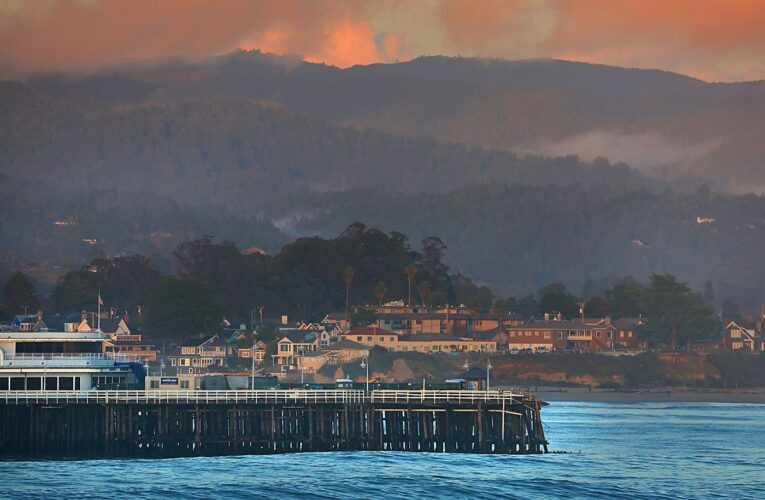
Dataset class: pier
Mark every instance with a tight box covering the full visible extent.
[0,390,547,458]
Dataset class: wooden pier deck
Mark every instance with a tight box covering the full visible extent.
[0,390,547,458]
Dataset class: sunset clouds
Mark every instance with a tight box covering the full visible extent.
[1,0,764,81]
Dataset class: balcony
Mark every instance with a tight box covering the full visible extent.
[0,352,136,368]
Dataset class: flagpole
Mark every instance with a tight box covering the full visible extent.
[97,290,102,331]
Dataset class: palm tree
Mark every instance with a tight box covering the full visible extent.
[374,281,388,305]
[343,266,354,321]
[404,265,417,306]
[418,281,432,308]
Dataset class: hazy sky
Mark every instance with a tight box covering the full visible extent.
[1,0,764,82]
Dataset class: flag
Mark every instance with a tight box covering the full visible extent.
[98,293,104,306]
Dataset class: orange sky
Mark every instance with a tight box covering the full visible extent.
[1,0,764,81]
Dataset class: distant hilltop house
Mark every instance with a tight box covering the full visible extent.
[696,216,716,224]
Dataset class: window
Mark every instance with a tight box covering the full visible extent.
[357,336,363,341]
[0,377,7,390]
[180,380,190,389]
[59,377,74,390]
[596,332,601,338]
[608,332,613,339]
[509,332,515,337]
[367,336,373,341]
[280,344,290,351]
[544,332,551,339]
[150,380,159,389]
[26,377,42,390]
[390,337,395,341]
[10,377,24,390]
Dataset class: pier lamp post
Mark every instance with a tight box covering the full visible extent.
[251,338,256,390]
[463,359,469,390]
[486,359,493,392]
[360,356,369,393]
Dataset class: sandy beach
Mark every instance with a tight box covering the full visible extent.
[501,386,765,404]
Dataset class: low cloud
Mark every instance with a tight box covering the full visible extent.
[524,131,720,171]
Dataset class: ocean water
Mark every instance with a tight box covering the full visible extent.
[4,402,764,499]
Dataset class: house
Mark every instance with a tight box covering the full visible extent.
[296,340,370,374]
[501,315,642,351]
[609,318,646,350]
[297,351,339,374]
[723,321,762,350]
[98,318,158,362]
[179,334,231,356]
[237,340,267,364]
[98,317,134,340]
[472,313,524,332]
[168,334,233,373]
[111,340,158,362]
[342,326,401,350]
[272,332,319,368]
[10,314,47,332]
[329,339,370,361]
[501,319,564,351]
[395,334,496,353]
[198,335,236,357]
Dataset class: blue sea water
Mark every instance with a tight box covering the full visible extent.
[3,402,764,499]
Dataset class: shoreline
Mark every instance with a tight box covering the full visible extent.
[521,386,765,404]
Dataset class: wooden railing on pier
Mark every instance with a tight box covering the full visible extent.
[0,389,526,405]
[0,390,547,458]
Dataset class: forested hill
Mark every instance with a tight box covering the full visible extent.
[19,51,765,193]
[290,185,765,310]
[0,175,288,281]
[0,81,649,213]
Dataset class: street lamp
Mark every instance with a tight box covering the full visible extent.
[486,358,493,392]
[360,356,369,393]
[463,359,470,391]
[250,338,256,390]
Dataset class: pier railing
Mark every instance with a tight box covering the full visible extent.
[0,389,526,405]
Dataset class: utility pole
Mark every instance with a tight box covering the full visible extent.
[344,267,354,323]
[405,265,417,306]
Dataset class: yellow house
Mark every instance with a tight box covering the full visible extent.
[395,334,496,353]
[342,326,400,350]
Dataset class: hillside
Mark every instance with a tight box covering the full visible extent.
[0,81,649,212]
[22,51,765,193]
[292,184,765,306]
[0,175,288,281]
[3,54,765,306]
